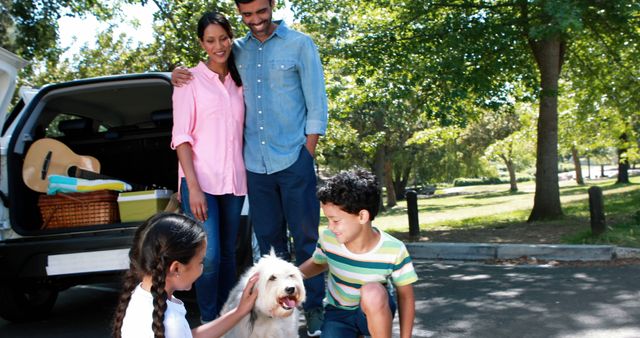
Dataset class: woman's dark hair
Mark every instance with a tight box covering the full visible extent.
[317,168,381,221]
[112,212,205,338]
[197,11,242,87]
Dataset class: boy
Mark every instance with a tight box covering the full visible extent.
[299,169,418,338]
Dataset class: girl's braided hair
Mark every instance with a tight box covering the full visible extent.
[112,212,205,338]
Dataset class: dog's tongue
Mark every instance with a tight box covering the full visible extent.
[283,297,296,308]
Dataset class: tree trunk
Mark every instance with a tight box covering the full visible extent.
[571,146,584,185]
[373,146,386,212]
[394,164,411,201]
[500,154,518,192]
[616,132,630,184]
[384,159,397,208]
[528,37,564,221]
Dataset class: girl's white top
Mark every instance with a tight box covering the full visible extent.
[121,284,192,338]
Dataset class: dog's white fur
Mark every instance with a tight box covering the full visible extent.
[221,251,306,338]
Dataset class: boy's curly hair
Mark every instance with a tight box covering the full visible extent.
[317,168,380,220]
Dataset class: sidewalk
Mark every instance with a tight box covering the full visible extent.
[406,242,640,261]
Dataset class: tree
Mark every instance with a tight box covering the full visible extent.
[562,1,640,185]
[2,0,114,74]
[407,125,468,184]
[0,0,16,50]
[143,0,240,70]
[292,0,638,222]
[6,0,244,84]
[484,104,537,192]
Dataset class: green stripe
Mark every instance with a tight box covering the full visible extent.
[329,259,391,277]
[394,255,413,270]
[326,251,396,269]
[329,279,360,302]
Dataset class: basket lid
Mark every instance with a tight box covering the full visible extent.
[38,190,119,206]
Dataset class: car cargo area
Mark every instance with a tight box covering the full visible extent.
[8,75,177,235]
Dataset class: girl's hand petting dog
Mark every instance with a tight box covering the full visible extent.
[237,273,259,316]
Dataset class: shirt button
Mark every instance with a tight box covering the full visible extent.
[259,47,262,51]
[258,95,261,99]
[258,64,261,67]
[260,126,264,130]
[258,111,262,114]
[258,79,261,83]
[281,65,285,69]
[261,141,265,144]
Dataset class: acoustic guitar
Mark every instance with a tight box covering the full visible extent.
[23,138,104,193]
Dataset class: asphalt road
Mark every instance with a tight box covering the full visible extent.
[1,260,639,338]
[409,261,640,338]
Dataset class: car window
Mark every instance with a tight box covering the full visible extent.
[45,115,107,139]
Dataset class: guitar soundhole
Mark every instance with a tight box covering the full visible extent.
[67,166,78,177]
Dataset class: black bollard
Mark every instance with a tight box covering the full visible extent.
[406,190,420,240]
[588,186,606,236]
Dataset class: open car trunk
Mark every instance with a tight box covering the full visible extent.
[7,74,176,235]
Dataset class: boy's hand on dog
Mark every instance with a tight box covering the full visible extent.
[238,273,259,316]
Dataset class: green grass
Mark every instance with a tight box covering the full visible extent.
[320,176,640,247]
[563,185,640,247]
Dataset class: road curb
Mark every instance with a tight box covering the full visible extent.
[615,246,640,259]
[405,242,633,261]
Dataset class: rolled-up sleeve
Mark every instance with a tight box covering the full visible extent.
[299,37,328,136]
[171,84,196,149]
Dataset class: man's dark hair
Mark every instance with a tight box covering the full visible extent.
[317,169,380,221]
[235,0,266,5]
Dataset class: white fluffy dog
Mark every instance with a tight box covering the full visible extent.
[221,251,306,338]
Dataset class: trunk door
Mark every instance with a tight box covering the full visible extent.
[0,48,27,237]
[0,48,27,123]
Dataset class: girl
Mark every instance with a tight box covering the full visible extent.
[171,12,246,322]
[112,212,258,338]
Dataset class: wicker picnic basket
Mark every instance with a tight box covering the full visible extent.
[38,190,120,229]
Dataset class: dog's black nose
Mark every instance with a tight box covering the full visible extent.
[285,286,295,295]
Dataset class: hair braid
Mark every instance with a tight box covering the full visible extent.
[112,266,140,338]
[112,217,151,338]
[150,254,168,338]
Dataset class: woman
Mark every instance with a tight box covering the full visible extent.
[171,11,245,323]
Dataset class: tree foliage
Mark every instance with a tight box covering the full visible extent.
[484,103,537,191]
[2,0,114,74]
[292,0,639,221]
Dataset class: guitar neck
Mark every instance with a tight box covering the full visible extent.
[71,167,112,181]
[70,168,146,191]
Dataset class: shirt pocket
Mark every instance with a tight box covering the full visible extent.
[269,60,297,87]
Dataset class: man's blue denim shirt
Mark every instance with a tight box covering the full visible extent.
[234,21,328,174]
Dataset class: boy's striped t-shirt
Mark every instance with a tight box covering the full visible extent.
[312,227,418,310]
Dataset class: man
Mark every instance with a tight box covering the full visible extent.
[172,0,328,336]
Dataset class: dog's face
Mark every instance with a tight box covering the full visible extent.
[251,252,306,318]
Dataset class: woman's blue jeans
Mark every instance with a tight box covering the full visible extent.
[180,178,244,321]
